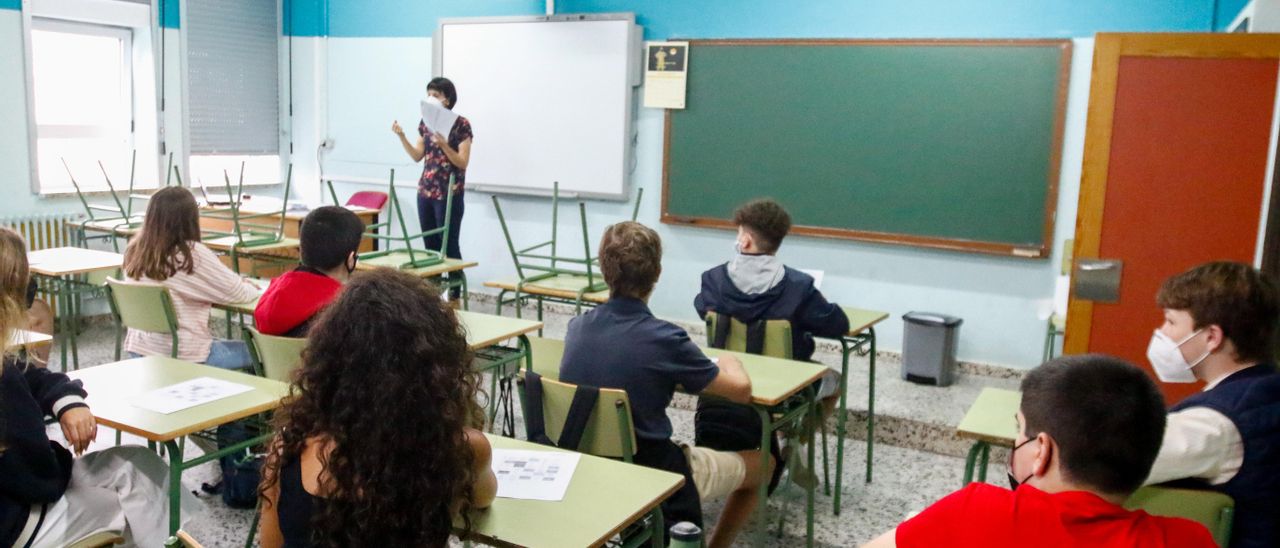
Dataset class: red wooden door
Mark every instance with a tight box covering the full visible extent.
[1066,34,1280,404]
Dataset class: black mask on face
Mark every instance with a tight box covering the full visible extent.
[1007,437,1037,490]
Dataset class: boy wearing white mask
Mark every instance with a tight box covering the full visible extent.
[1144,261,1280,548]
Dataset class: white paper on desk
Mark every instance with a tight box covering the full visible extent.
[420,97,459,141]
[131,377,253,415]
[798,269,824,290]
[491,449,580,501]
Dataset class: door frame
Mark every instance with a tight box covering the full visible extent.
[1064,33,1280,355]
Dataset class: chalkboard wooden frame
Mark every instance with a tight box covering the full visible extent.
[660,39,1072,258]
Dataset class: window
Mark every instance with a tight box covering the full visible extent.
[186,0,282,187]
[30,19,135,193]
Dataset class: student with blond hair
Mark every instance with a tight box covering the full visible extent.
[0,227,193,547]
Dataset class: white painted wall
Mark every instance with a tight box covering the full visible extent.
[316,36,1096,368]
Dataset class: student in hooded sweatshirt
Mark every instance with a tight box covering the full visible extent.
[254,206,366,337]
[693,199,849,481]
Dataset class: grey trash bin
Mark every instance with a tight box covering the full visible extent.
[901,312,963,387]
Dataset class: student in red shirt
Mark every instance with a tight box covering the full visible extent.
[254,206,365,337]
[863,354,1216,548]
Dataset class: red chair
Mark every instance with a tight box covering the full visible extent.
[345,191,387,250]
[345,191,388,210]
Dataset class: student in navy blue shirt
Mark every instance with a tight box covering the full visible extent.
[1142,262,1280,548]
[560,221,773,548]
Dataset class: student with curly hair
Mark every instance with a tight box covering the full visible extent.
[256,269,497,547]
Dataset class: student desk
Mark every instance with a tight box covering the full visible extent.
[457,311,543,436]
[356,256,478,309]
[956,387,1021,485]
[68,216,144,250]
[461,435,682,548]
[199,202,380,252]
[485,274,610,322]
[67,356,289,535]
[7,328,53,350]
[28,247,124,371]
[523,337,825,546]
[819,306,889,512]
[202,235,301,277]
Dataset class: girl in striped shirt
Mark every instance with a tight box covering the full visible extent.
[122,187,259,369]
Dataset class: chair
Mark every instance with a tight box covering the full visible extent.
[516,372,662,548]
[244,326,306,381]
[345,190,388,210]
[105,278,179,360]
[1124,486,1234,547]
[65,529,125,548]
[490,183,642,319]
[705,312,793,358]
[328,171,455,270]
[704,313,824,532]
[517,371,637,460]
[62,152,149,251]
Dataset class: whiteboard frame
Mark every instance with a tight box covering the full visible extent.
[434,13,642,201]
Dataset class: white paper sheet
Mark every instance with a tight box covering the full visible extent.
[420,97,460,141]
[798,268,825,290]
[491,449,581,501]
[132,377,254,415]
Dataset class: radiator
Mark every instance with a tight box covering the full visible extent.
[0,213,78,251]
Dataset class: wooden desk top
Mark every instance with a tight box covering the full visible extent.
[460,434,683,548]
[517,336,825,408]
[484,274,610,303]
[840,306,890,337]
[956,387,1021,447]
[456,310,543,349]
[28,247,124,277]
[356,255,478,278]
[203,236,301,253]
[67,356,289,442]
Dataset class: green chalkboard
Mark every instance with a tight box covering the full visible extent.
[661,40,1071,257]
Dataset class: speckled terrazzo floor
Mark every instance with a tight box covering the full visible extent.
[43,294,1015,547]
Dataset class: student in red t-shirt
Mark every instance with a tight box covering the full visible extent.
[863,354,1216,548]
[254,206,365,337]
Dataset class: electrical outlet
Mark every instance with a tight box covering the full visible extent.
[320,138,335,150]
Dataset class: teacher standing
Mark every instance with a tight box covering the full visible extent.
[392,77,472,301]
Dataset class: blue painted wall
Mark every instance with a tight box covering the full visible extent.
[285,0,1250,37]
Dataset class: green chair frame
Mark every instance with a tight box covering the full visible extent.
[244,326,306,382]
[105,278,179,360]
[704,314,829,537]
[1125,486,1234,547]
[197,163,296,277]
[515,372,662,548]
[331,170,456,270]
[63,152,154,251]
[491,183,643,318]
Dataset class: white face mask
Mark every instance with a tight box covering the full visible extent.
[1146,329,1209,383]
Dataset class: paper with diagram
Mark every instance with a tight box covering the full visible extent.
[491,449,581,501]
[132,377,253,414]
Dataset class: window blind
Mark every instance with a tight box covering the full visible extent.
[186,0,279,155]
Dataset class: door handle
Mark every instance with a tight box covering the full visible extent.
[1074,259,1123,303]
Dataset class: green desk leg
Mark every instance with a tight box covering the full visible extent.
[833,327,876,515]
[962,441,992,485]
[165,439,184,535]
[753,406,774,546]
[647,507,664,548]
[495,289,508,316]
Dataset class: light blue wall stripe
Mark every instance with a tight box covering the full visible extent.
[558,0,1222,39]
[321,0,543,37]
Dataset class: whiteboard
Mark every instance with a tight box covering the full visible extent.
[435,15,640,200]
